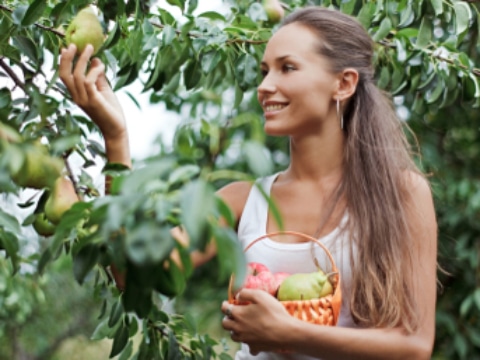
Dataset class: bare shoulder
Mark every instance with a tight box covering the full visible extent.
[402,170,433,204]
[216,181,254,220]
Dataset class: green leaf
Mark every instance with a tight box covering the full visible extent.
[213,227,246,290]
[162,25,176,46]
[0,208,21,234]
[201,50,223,74]
[12,35,38,63]
[168,164,200,185]
[425,78,445,104]
[0,231,20,273]
[125,224,175,265]
[460,295,473,317]
[398,5,414,28]
[184,59,202,90]
[91,318,117,340]
[110,322,129,358]
[73,244,100,285]
[430,0,443,16]
[416,17,432,48]
[180,179,215,246]
[356,2,376,29]
[243,141,273,177]
[473,288,480,311]
[198,11,226,22]
[22,0,47,26]
[453,2,472,35]
[234,53,258,91]
[108,296,124,328]
[372,17,392,42]
[118,340,133,360]
[167,331,181,360]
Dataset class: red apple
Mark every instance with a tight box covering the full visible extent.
[242,262,277,296]
[247,262,269,275]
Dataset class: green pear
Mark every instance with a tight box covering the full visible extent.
[12,144,63,189]
[262,0,285,23]
[0,123,22,143]
[45,177,79,224]
[33,213,56,237]
[277,270,333,301]
[65,6,105,55]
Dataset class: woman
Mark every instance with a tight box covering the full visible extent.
[59,6,437,360]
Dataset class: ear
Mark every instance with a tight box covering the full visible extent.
[334,68,359,101]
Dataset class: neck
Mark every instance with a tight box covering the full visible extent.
[286,122,345,183]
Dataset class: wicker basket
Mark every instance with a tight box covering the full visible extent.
[228,231,342,326]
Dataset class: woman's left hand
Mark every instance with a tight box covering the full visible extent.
[221,289,294,355]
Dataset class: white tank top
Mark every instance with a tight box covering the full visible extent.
[235,173,358,360]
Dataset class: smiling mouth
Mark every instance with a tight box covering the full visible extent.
[265,104,287,112]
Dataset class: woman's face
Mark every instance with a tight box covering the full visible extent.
[258,23,339,137]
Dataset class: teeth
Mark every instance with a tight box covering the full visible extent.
[265,104,286,111]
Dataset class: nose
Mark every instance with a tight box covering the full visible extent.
[257,74,277,103]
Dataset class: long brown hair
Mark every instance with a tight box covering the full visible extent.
[281,7,422,333]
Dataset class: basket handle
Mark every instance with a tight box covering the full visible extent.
[243,231,338,274]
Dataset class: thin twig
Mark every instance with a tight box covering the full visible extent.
[0,57,27,92]
[0,4,65,37]
[377,39,480,77]
[150,323,195,354]
[63,153,84,201]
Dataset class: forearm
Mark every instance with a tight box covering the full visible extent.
[104,133,132,168]
[285,320,432,360]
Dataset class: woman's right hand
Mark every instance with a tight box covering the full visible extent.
[59,44,127,143]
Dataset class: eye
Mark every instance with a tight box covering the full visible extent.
[260,68,268,78]
[282,64,296,73]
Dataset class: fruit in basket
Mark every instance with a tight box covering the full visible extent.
[277,270,334,301]
[273,272,291,293]
[244,262,277,295]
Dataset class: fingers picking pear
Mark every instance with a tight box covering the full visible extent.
[65,6,105,55]
[45,177,79,224]
[277,270,333,301]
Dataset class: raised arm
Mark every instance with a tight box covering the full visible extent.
[59,44,131,168]
[221,172,438,359]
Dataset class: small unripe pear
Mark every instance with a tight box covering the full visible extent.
[262,0,285,23]
[33,213,56,237]
[65,6,105,55]
[44,177,79,224]
[12,144,63,189]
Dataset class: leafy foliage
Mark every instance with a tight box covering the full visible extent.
[0,0,480,358]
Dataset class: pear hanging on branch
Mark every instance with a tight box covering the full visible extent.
[262,0,285,24]
[45,177,79,224]
[11,143,63,190]
[65,6,105,55]
[33,213,56,237]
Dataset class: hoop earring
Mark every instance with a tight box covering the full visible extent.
[336,99,344,130]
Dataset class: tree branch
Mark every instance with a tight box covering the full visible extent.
[0,5,65,37]
[150,322,195,354]
[0,57,27,92]
[378,40,480,78]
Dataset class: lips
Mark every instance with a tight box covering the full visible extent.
[262,101,288,115]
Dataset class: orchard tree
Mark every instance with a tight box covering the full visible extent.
[0,0,480,359]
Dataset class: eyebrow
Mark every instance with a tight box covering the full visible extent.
[260,55,294,67]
